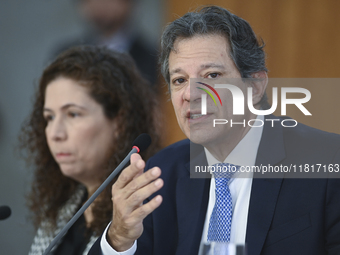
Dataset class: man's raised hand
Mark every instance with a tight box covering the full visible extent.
[107,153,163,251]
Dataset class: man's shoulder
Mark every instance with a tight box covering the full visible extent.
[144,139,193,179]
[282,118,340,147]
[148,139,191,164]
[265,115,340,146]
[263,117,340,164]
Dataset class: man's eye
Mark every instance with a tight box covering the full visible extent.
[207,73,220,79]
[173,78,186,85]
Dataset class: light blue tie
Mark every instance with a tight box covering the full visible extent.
[207,163,239,243]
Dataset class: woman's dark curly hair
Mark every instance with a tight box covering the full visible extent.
[19,45,161,235]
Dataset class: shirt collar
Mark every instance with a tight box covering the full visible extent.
[205,115,264,167]
[98,27,133,53]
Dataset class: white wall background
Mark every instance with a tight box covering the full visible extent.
[0,0,165,254]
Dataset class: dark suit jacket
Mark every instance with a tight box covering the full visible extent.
[89,118,340,255]
[54,35,158,88]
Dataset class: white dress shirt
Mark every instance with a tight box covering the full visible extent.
[198,115,263,254]
[101,116,264,255]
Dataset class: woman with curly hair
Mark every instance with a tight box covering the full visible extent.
[19,45,161,255]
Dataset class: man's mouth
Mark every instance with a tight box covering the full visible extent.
[190,114,203,119]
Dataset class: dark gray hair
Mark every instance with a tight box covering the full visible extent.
[160,5,269,108]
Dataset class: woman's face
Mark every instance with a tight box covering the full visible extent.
[43,77,116,189]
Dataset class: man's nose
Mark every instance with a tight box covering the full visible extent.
[182,80,191,102]
[186,79,205,103]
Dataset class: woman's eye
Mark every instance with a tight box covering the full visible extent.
[44,115,54,122]
[68,112,80,118]
[207,73,220,79]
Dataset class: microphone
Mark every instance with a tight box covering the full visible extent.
[43,134,151,255]
[0,205,11,220]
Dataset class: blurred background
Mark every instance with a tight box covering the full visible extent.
[0,0,339,254]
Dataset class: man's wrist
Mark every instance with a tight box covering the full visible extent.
[107,225,134,251]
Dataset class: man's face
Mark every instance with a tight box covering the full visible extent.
[168,34,255,153]
[80,0,132,34]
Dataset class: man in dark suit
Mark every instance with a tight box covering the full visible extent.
[89,6,340,255]
[55,0,158,88]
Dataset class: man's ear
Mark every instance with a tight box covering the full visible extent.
[251,71,268,105]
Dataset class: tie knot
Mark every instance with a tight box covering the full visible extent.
[212,163,239,186]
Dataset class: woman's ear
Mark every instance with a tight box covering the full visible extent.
[251,71,268,105]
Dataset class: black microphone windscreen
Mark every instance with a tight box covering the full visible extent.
[0,205,11,220]
[132,134,151,152]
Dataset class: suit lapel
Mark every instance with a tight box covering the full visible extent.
[246,117,286,255]
[173,117,287,255]
[176,143,210,255]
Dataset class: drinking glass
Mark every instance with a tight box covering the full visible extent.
[202,242,247,255]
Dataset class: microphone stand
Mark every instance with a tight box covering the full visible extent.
[43,147,138,255]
